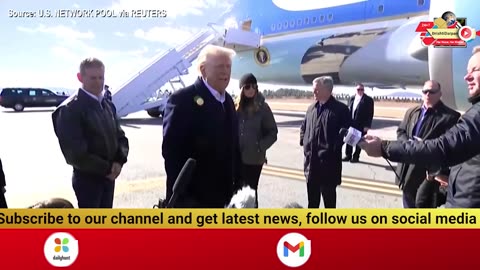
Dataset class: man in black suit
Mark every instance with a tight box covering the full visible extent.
[52,57,129,208]
[104,84,112,102]
[0,158,7,208]
[162,44,240,208]
[343,83,374,163]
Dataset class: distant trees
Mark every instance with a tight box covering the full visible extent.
[262,88,421,103]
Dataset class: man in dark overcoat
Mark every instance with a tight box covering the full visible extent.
[300,76,350,208]
[395,80,460,208]
[162,45,241,208]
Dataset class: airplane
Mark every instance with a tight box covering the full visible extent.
[218,0,480,113]
[111,0,479,117]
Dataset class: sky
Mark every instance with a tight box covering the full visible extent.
[0,0,238,93]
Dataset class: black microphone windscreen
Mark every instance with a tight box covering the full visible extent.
[339,128,348,137]
[172,158,196,194]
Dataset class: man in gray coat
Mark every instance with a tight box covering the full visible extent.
[300,76,350,208]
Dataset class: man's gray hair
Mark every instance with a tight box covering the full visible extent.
[196,45,236,74]
[313,76,334,92]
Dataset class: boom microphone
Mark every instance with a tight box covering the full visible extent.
[166,158,196,208]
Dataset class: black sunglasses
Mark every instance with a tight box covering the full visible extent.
[422,89,439,94]
[242,84,255,90]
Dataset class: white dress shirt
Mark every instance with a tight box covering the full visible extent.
[203,78,225,103]
[80,88,104,104]
[352,93,363,118]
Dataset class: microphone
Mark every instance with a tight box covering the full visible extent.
[166,158,196,208]
[226,186,256,208]
[339,128,402,183]
[339,127,364,146]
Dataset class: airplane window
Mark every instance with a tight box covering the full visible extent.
[284,21,288,28]
[328,14,333,21]
[320,15,324,22]
[271,24,275,31]
[305,17,309,24]
[417,0,424,5]
[312,16,317,23]
[277,23,282,29]
[378,4,384,13]
[297,19,302,26]
[290,20,295,27]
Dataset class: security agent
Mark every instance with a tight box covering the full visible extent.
[395,80,460,208]
[104,84,112,102]
[343,82,374,163]
[52,57,129,208]
[360,46,480,208]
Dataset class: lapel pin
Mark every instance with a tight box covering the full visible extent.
[194,96,204,106]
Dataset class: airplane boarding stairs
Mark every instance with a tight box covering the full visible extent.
[111,25,261,118]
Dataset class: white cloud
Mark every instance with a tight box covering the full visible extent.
[133,26,198,46]
[73,3,80,8]
[114,31,126,37]
[16,24,94,40]
[109,0,232,18]
[14,24,153,89]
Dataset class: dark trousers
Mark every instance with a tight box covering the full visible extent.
[239,163,264,208]
[415,179,447,208]
[72,173,115,208]
[402,192,416,208]
[307,180,337,208]
[0,191,7,208]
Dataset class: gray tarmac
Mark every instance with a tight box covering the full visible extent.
[0,107,402,208]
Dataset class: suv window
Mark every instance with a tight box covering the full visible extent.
[1,88,27,96]
[41,90,53,96]
[29,90,37,96]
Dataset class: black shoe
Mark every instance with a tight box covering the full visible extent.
[342,156,351,162]
[350,157,359,163]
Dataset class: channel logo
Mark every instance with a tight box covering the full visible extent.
[44,232,79,267]
[276,232,311,267]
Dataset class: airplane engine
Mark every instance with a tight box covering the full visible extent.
[338,16,430,87]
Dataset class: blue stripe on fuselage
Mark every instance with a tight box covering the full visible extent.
[226,0,430,36]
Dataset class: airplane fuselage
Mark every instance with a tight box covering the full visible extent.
[222,0,480,112]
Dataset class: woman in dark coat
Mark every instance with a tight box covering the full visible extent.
[236,73,278,207]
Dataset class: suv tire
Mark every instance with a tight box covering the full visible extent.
[13,103,24,112]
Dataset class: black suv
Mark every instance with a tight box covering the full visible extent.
[0,88,69,112]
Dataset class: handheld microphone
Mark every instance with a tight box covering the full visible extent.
[166,158,196,208]
[339,127,364,146]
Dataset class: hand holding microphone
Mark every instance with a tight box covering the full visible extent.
[339,127,383,157]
